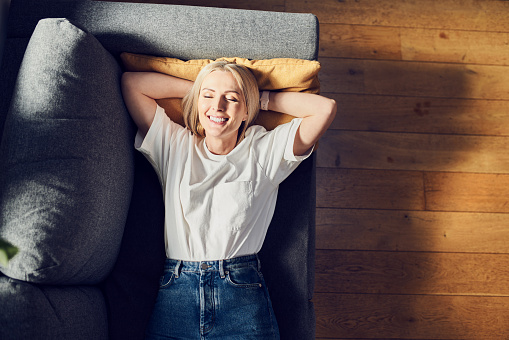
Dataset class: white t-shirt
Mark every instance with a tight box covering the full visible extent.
[136,105,312,261]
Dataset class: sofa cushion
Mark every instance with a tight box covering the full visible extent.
[120,53,321,130]
[0,18,134,284]
[0,38,29,141]
[0,274,108,340]
[121,53,321,93]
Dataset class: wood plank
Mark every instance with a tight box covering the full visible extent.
[315,250,509,296]
[319,24,402,61]
[317,130,509,173]
[424,172,509,213]
[316,168,425,210]
[319,57,509,100]
[320,24,509,66]
[326,93,509,137]
[314,293,509,339]
[287,0,509,32]
[316,208,509,253]
[401,28,509,66]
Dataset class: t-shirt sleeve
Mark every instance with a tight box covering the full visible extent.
[254,117,314,186]
[135,104,186,184]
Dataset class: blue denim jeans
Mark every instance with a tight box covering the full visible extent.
[145,254,280,340]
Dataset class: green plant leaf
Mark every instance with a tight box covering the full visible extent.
[0,238,18,267]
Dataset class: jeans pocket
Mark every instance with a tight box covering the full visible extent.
[225,265,263,289]
[159,270,175,289]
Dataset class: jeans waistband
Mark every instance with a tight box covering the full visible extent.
[165,254,260,279]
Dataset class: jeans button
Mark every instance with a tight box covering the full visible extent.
[201,263,208,270]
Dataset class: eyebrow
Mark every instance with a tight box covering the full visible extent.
[201,88,240,94]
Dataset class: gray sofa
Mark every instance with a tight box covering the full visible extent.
[0,1,318,339]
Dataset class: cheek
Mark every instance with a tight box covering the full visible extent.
[198,101,208,115]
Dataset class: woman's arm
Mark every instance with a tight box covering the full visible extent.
[266,92,337,156]
[121,72,193,137]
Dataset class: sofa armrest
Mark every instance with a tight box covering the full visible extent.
[6,0,319,61]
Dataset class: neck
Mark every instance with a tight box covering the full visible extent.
[205,137,237,155]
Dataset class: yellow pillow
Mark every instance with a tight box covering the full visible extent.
[120,53,321,130]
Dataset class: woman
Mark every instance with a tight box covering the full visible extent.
[121,61,336,339]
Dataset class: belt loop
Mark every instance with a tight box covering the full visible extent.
[219,260,225,279]
[256,254,261,271]
[174,260,182,278]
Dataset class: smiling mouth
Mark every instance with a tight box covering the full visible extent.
[209,116,229,124]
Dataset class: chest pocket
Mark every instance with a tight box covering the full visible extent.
[210,181,253,231]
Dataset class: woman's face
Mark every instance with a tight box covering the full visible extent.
[198,70,248,146]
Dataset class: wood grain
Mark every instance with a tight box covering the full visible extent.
[316,168,425,210]
[287,0,509,31]
[315,250,509,295]
[314,293,509,339]
[316,208,509,253]
[317,130,509,173]
[319,57,509,100]
[320,24,509,66]
[326,93,509,136]
[319,24,402,61]
[424,172,509,213]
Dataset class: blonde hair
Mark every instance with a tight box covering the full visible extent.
[182,60,260,144]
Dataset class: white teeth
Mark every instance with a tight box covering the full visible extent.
[210,116,227,123]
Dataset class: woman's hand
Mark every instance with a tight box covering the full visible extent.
[121,72,193,137]
[265,92,337,156]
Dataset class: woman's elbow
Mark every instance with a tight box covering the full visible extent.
[328,98,337,116]
[321,98,337,125]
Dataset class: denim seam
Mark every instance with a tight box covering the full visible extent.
[199,272,216,336]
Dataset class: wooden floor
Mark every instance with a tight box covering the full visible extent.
[103,1,509,339]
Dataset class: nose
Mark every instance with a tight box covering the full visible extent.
[212,96,226,112]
